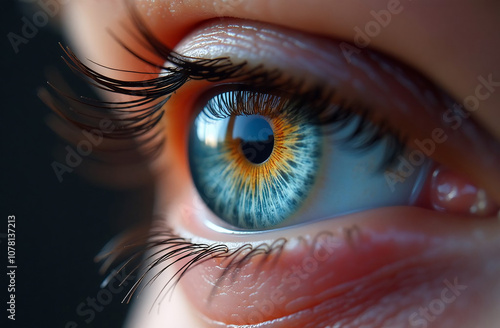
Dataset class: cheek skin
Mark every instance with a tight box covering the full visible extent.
[124,275,208,328]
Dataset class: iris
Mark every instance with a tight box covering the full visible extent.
[189,91,322,229]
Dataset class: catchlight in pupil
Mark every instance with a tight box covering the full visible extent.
[232,115,274,164]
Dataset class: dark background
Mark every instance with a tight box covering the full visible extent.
[1,1,154,327]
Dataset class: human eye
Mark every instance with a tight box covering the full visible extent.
[188,83,425,231]
[51,1,500,328]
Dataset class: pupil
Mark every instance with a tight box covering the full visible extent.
[232,115,274,164]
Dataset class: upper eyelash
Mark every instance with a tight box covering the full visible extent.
[39,2,276,164]
[41,0,406,167]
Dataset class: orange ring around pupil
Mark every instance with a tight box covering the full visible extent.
[223,116,297,186]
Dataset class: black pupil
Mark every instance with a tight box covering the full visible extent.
[233,115,274,164]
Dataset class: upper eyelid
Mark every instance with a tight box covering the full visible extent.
[48,5,500,204]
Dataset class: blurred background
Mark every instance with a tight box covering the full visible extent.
[1,1,154,327]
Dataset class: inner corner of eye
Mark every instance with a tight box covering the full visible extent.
[183,86,433,231]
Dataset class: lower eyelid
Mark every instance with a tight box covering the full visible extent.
[154,196,500,326]
[152,84,499,327]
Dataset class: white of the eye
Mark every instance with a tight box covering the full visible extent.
[283,118,431,227]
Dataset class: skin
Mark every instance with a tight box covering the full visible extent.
[60,0,500,327]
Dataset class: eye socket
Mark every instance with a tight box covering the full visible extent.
[188,86,430,230]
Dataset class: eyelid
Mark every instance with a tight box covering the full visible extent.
[169,19,500,204]
[66,0,500,144]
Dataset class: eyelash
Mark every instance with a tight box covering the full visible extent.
[42,3,408,304]
[96,219,289,306]
[42,0,406,167]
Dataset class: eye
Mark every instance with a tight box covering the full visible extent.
[188,87,429,230]
[50,3,500,327]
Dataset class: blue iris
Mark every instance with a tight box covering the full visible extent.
[188,92,322,229]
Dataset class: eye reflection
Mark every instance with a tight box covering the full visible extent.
[233,115,274,164]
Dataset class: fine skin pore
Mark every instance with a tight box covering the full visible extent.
[60,1,500,327]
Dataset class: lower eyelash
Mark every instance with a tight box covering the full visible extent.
[95,219,287,307]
